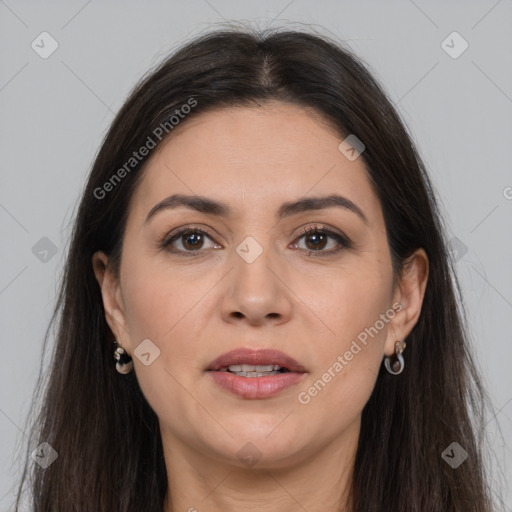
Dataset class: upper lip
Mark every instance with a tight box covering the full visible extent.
[206,348,307,373]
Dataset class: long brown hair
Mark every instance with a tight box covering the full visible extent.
[14,26,498,511]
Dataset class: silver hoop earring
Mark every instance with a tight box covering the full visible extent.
[384,340,406,375]
[114,341,133,374]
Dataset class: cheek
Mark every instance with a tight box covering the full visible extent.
[119,256,210,422]
[299,263,391,349]
[294,265,391,410]
[119,251,215,376]
[121,247,205,342]
[123,272,175,342]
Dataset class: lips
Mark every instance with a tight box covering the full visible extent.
[206,348,307,399]
[206,348,307,374]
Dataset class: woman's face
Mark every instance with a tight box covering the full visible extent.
[95,101,427,472]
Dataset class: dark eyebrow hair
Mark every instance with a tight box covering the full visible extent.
[145,193,369,225]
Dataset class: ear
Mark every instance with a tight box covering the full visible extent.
[92,251,132,354]
[384,248,429,357]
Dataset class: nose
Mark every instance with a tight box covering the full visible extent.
[220,244,293,327]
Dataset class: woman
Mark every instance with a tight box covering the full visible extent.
[14,26,496,511]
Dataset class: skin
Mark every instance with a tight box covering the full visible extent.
[93,101,428,512]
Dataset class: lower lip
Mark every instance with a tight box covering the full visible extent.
[207,371,306,399]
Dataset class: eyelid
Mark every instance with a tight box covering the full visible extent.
[293,223,344,239]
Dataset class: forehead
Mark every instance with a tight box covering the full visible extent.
[129,102,382,226]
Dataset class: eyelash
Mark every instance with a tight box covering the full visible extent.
[159,224,351,258]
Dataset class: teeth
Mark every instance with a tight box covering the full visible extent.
[214,364,287,376]
[228,364,281,372]
[231,371,282,377]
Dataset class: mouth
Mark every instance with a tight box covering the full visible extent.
[205,348,307,399]
[206,348,307,375]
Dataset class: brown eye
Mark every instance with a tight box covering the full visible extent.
[180,231,206,251]
[303,231,329,251]
[292,226,350,256]
[161,228,220,254]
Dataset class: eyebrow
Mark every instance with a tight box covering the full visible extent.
[145,193,369,225]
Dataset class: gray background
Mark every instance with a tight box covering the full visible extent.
[1,0,511,509]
